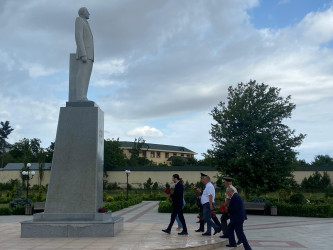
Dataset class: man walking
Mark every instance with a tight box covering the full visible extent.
[225,187,252,250]
[220,176,238,239]
[162,174,188,235]
[200,175,221,236]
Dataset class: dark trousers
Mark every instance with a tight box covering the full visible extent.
[167,206,187,232]
[228,221,251,250]
[220,212,230,235]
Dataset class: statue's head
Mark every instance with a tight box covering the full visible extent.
[78,7,90,19]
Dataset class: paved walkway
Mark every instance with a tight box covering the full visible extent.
[0,201,332,249]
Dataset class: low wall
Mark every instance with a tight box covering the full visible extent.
[1,166,332,189]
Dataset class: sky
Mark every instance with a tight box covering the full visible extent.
[0,0,333,163]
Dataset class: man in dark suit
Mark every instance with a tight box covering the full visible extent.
[225,187,252,250]
[162,174,188,235]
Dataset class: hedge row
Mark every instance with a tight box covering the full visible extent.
[103,197,143,212]
[158,201,200,213]
[158,201,333,218]
[0,206,25,215]
[276,203,333,218]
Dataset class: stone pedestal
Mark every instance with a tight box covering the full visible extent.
[21,102,123,237]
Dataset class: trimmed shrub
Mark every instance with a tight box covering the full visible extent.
[277,203,333,218]
[289,193,306,205]
[0,207,11,215]
[158,201,172,213]
[9,198,32,209]
[103,197,143,212]
[184,192,197,206]
[12,206,25,215]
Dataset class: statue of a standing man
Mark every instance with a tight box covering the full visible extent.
[75,7,94,101]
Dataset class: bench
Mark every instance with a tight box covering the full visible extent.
[244,202,266,215]
[33,202,45,214]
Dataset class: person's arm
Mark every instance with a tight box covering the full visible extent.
[209,194,214,210]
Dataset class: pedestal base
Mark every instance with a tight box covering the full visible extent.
[21,216,123,238]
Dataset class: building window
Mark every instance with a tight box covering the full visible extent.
[142,151,147,157]
[128,149,132,154]
[156,151,160,158]
[173,153,177,156]
[165,152,169,158]
[151,151,155,158]
[181,154,184,157]
[187,154,190,157]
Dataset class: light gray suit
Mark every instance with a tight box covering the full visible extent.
[75,14,94,101]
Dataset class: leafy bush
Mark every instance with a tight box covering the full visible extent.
[158,201,200,213]
[9,198,32,209]
[0,207,11,215]
[158,201,172,213]
[184,192,197,206]
[289,193,306,205]
[277,203,333,218]
[103,197,142,212]
[183,203,200,213]
[144,178,153,190]
[12,206,25,215]
[152,182,158,190]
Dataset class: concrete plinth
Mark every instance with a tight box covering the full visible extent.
[21,216,123,238]
[21,103,124,237]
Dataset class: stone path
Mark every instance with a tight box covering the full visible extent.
[0,201,332,249]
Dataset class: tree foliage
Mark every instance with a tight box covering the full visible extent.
[0,121,14,168]
[301,171,332,191]
[207,80,305,198]
[312,155,333,166]
[128,137,146,166]
[8,138,46,164]
[104,138,127,170]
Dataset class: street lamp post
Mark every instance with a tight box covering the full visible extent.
[125,170,131,201]
[22,163,35,200]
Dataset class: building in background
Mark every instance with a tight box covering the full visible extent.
[120,141,197,166]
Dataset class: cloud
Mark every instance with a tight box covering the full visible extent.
[127,126,163,137]
[0,0,332,162]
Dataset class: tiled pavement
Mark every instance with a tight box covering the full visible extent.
[0,200,332,249]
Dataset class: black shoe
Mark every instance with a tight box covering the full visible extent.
[226,244,237,247]
[178,231,188,235]
[162,229,170,234]
[213,227,221,235]
[195,229,204,232]
[202,232,211,236]
[220,234,228,238]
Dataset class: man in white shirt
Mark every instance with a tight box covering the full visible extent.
[200,176,221,236]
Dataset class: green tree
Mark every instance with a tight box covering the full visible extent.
[128,137,146,166]
[45,141,55,163]
[207,80,305,199]
[9,138,44,164]
[171,156,186,166]
[104,138,127,170]
[0,121,14,168]
[311,155,333,166]
[144,177,153,190]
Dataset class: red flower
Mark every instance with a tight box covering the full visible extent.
[211,210,216,217]
[98,208,106,213]
[219,205,227,212]
[164,188,171,195]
